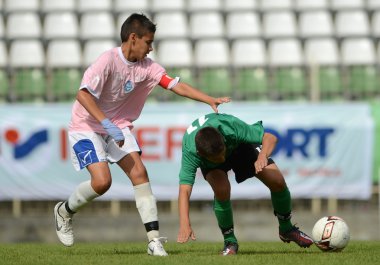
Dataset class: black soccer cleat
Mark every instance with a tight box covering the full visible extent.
[221,241,239,256]
[279,225,313,248]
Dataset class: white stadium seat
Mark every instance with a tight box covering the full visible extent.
[263,11,297,39]
[330,0,364,10]
[44,12,79,40]
[299,11,334,38]
[190,12,224,39]
[341,38,376,65]
[157,39,193,67]
[78,0,112,12]
[10,40,45,67]
[41,0,76,12]
[187,0,222,12]
[335,11,370,37]
[194,38,229,67]
[4,0,39,12]
[223,0,258,11]
[226,12,261,39]
[151,0,185,12]
[47,40,82,68]
[304,38,339,65]
[83,39,116,66]
[80,12,115,40]
[154,12,189,39]
[268,38,304,66]
[231,39,266,67]
[6,12,42,39]
[295,0,329,11]
[260,0,292,11]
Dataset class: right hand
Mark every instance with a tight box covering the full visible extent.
[101,118,125,147]
[177,225,196,243]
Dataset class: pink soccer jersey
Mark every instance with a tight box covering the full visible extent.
[69,47,167,133]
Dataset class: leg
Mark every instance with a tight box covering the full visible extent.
[205,170,239,255]
[256,164,313,248]
[117,152,167,256]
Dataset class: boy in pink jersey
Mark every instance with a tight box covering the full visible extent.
[53,13,230,256]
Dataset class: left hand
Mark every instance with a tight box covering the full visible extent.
[255,152,268,174]
[210,97,231,113]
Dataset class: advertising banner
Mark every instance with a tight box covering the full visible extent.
[0,102,374,200]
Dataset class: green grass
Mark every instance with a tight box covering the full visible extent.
[1,241,379,265]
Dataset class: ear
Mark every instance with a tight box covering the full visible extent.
[129,32,137,42]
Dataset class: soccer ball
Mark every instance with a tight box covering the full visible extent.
[312,216,350,252]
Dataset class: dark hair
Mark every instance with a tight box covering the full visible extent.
[120,13,156,42]
[195,127,225,157]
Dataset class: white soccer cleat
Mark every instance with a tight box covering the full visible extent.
[147,237,168,256]
[54,202,74,247]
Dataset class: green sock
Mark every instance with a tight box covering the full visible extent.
[271,187,293,232]
[213,198,237,243]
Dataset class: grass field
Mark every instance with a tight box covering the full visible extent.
[1,241,380,265]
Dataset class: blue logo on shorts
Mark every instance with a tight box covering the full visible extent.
[124,80,134,93]
[73,139,99,169]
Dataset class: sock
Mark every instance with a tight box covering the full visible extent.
[67,180,100,213]
[271,186,293,232]
[134,182,159,241]
[213,198,237,243]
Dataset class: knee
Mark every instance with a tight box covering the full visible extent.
[214,185,231,201]
[92,177,112,195]
[130,164,149,185]
[269,178,287,192]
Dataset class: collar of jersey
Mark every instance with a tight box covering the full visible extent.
[118,47,136,66]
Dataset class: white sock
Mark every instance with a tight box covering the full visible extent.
[134,182,159,241]
[67,180,99,213]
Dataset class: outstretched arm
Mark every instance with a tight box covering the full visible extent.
[171,82,230,113]
[177,184,196,243]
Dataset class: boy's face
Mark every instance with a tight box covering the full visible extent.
[130,32,154,61]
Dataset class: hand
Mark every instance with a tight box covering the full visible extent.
[177,225,196,243]
[255,152,268,174]
[101,118,125,147]
[210,97,231,113]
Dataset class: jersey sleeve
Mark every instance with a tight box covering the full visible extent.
[80,52,111,99]
[159,73,180,89]
[179,149,199,186]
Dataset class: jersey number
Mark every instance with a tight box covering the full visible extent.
[186,116,209,134]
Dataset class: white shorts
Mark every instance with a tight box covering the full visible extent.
[69,127,140,171]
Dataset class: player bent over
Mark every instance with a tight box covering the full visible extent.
[176,113,313,255]
[53,13,230,256]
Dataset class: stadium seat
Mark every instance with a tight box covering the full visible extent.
[263,11,297,39]
[335,11,370,38]
[151,0,186,12]
[83,39,116,67]
[187,0,222,12]
[371,11,380,38]
[4,0,39,12]
[6,12,42,39]
[223,0,258,11]
[0,41,9,101]
[294,0,329,11]
[341,38,378,99]
[226,12,261,40]
[41,0,76,12]
[268,39,306,100]
[0,14,4,39]
[330,0,364,10]
[194,39,231,96]
[78,0,112,12]
[305,38,342,100]
[44,12,79,40]
[190,12,224,40]
[367,0,380,10]
[299,11,334,39]
[47,40,82,101]
[9,40,46,102]
[154,12,189,40]
[260,0,292,11]
[231,39,268,100]
[80,12,115,41]
[113,0,149,13]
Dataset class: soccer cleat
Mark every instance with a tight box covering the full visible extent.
[147,237,168,256]
[279,225,313,248]
[221,241,239,256]
[54,202,74,247]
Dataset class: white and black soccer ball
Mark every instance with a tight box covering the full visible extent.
[312,216,350,252]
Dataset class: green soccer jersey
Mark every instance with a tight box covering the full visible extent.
[179,113,265,185]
